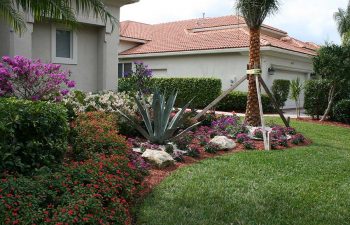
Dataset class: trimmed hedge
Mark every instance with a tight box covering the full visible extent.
[217,91,275,113]
[119,77,222,109]
[304,80,330,119]
[0,98,69,174]
[333,99,350,124]
[272,79,291,108]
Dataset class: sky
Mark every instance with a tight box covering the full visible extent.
[120,0,349,45]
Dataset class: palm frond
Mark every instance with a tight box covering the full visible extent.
[334,1,350,42]
[11,0,117,31]
[236,0,279,29]
[0,0,26,33]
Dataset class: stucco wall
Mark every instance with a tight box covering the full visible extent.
[0,22,11,57]
[119,40,140,53]
[120,52,251,91]
[119,50,314,109]
[32,22,100,91]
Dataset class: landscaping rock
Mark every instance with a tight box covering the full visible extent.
[210,136,236,150]
[132,148,143,154]
[141,149,175,168]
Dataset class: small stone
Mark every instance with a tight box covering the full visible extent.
[141,149,175,168]
[209,136,236,150]
[132,148,143,154]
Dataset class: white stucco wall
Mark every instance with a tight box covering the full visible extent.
[119,49,314,109]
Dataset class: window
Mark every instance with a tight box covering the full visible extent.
[56,30,72,58]
[51,25,77,64]
[118,63,132,78]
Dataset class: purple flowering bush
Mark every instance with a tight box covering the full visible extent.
[253,128,264,139]
[236,133,250,144]
[211,114,246,138]
[124,61,153,95]
[0,55,75,101]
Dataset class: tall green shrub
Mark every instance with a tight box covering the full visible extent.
[333,99,350,124]
[272,79,291,108]
[119,77,222,109]
[304,80,330,119]
[0,98,69,174]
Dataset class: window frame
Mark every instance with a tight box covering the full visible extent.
[51,25,78,65]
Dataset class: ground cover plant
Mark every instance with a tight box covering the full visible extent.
[136,119,350,225]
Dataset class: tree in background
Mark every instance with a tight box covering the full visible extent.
[289,78,303,118]
[236,0,280,126]
[313,44,350,121]
[334,1,350,45]
[0,0,117,34]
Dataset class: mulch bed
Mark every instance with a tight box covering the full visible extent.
[296,118,350,129]
[140,138,311,197]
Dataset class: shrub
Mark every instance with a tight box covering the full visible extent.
[122,61,153,95]
[291,134,305,145]
[236,133,250,144]
[333,99,350,124]
[119,77,222,109]
[204,143,220,154]
[243,140,255,150]
[304,79,330,119]
[271,79,291,108]
[253,128,264,139]
[217,91,274,113]
[0,152,146,224]
[0,98,68,174]
[71,112,129,160]
[63,90,140,136]
[0,55,75,101]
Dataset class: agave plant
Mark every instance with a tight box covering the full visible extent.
[117,90,201,144]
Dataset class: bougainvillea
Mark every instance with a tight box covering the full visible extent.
[291,134,305,145]
[236,133,250,144]
[0,55,75,101]
[124,61,153,95]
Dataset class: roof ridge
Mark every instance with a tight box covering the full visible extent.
[150,15,245,26]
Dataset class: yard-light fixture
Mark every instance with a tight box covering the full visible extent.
[268,66,275,75]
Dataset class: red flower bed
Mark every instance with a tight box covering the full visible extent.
[0,111,148,225]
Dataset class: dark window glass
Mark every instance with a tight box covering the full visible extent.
[124,63,132,76]
[56,30,71,58]
[118,63,123,78]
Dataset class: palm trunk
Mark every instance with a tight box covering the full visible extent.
[245,28,262,126]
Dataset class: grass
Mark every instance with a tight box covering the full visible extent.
[136,119,350,225]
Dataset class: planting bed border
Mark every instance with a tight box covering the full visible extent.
[140,137,312,197]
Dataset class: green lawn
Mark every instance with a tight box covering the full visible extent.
[136,119,350,225]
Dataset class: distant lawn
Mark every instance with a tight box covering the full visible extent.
[136,119,350,225]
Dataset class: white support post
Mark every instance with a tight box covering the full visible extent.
[255,75,269,150]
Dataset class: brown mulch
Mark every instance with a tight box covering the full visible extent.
[139,138,311,197]
[296,118,350,129]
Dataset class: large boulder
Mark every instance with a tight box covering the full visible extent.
[141,149,175,168]
[209,136,236,150]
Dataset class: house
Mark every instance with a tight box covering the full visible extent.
[118,15,318,108]
[0,0,138,92]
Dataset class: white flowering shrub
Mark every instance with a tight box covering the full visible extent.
[63,90,137,116]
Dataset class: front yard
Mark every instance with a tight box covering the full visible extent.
[136,119,350,225]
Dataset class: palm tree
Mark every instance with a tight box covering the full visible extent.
[0,0,117,34]
[236,0,279,126]
[334,1,350,45]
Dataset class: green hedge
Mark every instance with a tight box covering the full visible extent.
[333,99,350,124]
[119,77,222,109]
[217,91,275,113]
[0,98,69,174]
[304,80,330,119]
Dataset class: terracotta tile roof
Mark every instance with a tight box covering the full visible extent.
[119,15,318,56]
